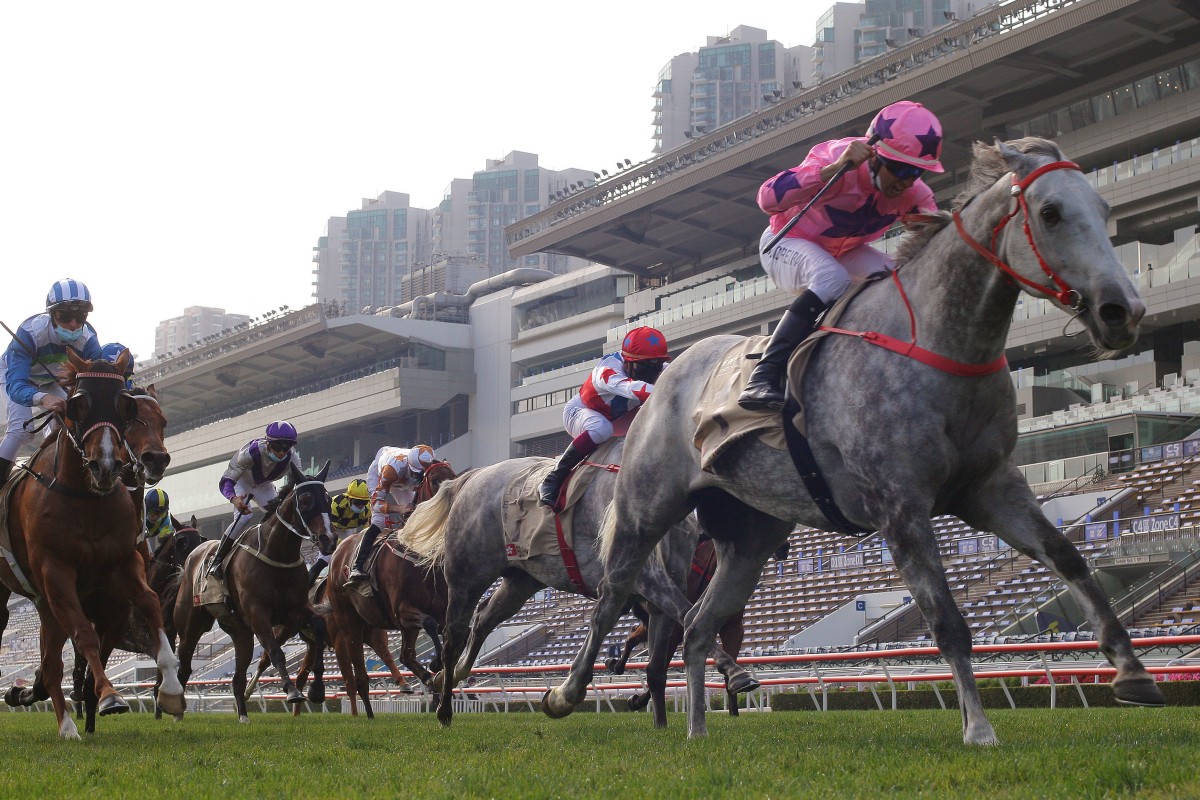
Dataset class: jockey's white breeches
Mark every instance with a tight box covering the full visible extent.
[759,228,894,305]
[563,396,612,446]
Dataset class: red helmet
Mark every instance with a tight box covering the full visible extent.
[620,327,669,362]
[867,101,944,173]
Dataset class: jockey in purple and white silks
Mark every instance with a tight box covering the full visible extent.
[208,420,303,580]
[738,101,944,412]
[537,327,670,511]
[0,279,102,487]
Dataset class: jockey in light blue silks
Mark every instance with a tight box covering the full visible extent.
[207,420,303,580]
[0,279,103,487]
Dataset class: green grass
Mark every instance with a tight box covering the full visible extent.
[0,707,1196,799]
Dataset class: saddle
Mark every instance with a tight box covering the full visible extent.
[501,439,621,562]
[346,531,411,598]
[692,280,876,535]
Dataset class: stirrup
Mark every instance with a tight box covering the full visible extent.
[737,385,786,412]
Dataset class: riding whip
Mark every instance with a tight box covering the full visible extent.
[762,132,882,255]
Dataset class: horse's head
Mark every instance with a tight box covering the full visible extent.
[977,138,1144,354]
[63,349,138,493]
[124,385,171,485]
[416,460,456,505]
[283,460,338,556]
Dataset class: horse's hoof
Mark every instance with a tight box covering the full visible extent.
[604,658,622,674]
[97,693,130,716]
[541,688,574,719]
[3,686,24,707]
[1113,676,1166,707]
[285,689,305,705]
[69,689,82,703]
[158,690,185,717]
[307,685,326,705]
[726,672,759,695]
[238,715,250,724]
[436,708,453,728]
[172,714,184,723]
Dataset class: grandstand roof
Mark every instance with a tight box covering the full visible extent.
[507,0,1200,281]
[138,308,472,422]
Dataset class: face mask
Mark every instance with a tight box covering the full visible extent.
[350,502,366,514]
[267,450,285,463]
[54,324,85,343]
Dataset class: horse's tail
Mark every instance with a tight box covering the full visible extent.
[400,475,461,566]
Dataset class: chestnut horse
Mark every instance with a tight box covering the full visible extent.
[173,461,337,722]
[323,460,456,718]
[0,351,184,739]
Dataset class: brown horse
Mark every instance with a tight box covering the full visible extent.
[173,461,337,722]
[323,460,456,717]
[0,351,185,739]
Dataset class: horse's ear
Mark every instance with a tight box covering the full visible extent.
[316,459,330,483]
[995,138,1025,170]
[116,391,138,424]
[288,461,306,485]
[114,349,132,376]
[66,348,88,372]
[146,383,158,400]
[189,515,197,528]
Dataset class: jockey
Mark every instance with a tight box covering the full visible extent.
[537,326,669,510]
[0,279,102,486]
[100,342,135,389]
[309,478,370,584]
[738,100,944,412]
[208,420,303,580]
[143,487,177,554]
[344,444,436,587]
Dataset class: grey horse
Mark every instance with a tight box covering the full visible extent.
[399,438,757,728]
[542,138,1165,744]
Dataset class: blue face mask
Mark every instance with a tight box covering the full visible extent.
[267,450,285,463]
[54,324,85,343]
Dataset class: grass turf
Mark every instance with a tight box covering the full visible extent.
[0,706,1195,799]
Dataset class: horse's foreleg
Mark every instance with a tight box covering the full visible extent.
[678,539,772,739]
[344,623,373,719]
[251,618,303,707]
[545,514,666,718]
[328,623,362,717]
[153,628,185,716]
[396,624,432,689]
[609,615,647,675]
[228,628,256,722]
[36,569,126,718]
[307,613,328,706]
[455,574,540,684]
[960,471,1164,709]
[366,628,404,686]
[420,614,444,675]
[71,647,87,718]
[885,516,997,746]
[34,613,78,740]
[120,551,184,714]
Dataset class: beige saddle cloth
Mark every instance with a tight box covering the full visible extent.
[692,283,867,472]
[500,439,621,562]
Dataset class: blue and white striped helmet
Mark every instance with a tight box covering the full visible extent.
[46,279,94,312]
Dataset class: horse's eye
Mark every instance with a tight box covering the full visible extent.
[1039,204,1061,226]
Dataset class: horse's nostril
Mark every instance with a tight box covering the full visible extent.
[1098,303,1129,328]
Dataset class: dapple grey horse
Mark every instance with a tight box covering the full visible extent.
[543,138,1165,744]
[400,438,757,728]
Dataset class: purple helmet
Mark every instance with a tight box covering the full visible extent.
[265,420,298,444]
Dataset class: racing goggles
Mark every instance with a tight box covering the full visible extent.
[879,156,925,181]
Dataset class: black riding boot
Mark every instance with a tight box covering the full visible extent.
[0,457,13,486]
[207,531,237,580]
[738,290,828,412]
[538,443,590,510]
[344,525,381,587]
[307,558,326,586]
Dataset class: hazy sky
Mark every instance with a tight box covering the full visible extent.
[1,2,822,359]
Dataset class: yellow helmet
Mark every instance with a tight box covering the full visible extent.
[346,479,369,501]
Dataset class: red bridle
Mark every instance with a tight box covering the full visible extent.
[952,160,1084,310]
